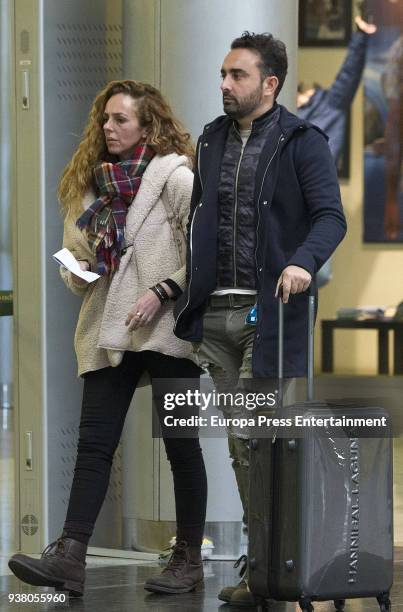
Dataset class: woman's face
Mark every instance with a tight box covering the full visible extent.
[103,93,147,160]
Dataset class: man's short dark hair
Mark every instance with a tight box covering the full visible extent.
[231,31,288,98]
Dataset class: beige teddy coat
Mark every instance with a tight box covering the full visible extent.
[60,153,194,376]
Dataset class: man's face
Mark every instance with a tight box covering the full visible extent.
[220,48,266,120]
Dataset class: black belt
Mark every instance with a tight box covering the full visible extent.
[208,293,256,308]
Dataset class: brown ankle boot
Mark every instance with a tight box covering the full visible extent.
[218,554,247,602]
[8,537,87,597]
[144,540,203,594]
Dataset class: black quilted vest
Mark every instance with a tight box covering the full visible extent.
[216,104,280,289]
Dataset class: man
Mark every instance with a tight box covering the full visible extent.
[297,16,376,161]
[298,14,376,285]
[174,32,347,606]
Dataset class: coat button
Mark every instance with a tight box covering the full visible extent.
[259,267,263,273]
[256,334,260,340]
[203,142,209,147]
[263,200,268,206]
[199,202,203,207]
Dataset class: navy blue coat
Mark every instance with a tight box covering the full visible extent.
[174,105,347,378]
[298,31,368,161]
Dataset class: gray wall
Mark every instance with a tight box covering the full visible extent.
[0,0,13,399]
[14,0,122,551]
[42,0,123,547]
[123,0,298,137]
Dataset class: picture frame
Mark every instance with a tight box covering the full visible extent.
[363,9,403,242]
[299,0,352,47]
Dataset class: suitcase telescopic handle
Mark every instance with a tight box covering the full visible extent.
[278,281,316,403]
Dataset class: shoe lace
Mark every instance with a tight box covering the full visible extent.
[41,538,66,558]
[234,554,247,578]
[163,542,188,576]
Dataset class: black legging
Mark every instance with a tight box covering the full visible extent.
[63,351,207,546]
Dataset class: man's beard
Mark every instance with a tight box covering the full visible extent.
[223,84,263,120]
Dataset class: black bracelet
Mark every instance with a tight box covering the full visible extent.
[162,278,182,299]
[150,285,168,305]
[156,283,170,301]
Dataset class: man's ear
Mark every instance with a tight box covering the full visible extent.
[263,75,279,99]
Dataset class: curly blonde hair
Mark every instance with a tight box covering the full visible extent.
[58,80,194,217]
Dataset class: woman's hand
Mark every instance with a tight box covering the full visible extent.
[125,289,163,331]
[71,260,90,286]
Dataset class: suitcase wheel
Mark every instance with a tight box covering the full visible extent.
[334,600,345,611]
[377,592,391,612]
[299,598,314,612]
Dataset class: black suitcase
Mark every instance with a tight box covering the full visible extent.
[248,289,393,612]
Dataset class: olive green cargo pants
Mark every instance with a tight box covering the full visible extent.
[193,295,294,525]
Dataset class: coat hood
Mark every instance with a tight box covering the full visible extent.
[141,152,193,196]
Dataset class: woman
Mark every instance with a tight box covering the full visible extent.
[9,80,207,596]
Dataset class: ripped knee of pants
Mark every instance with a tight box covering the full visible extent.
[239,352,253,380]
[207,364,238,391]
[228,435,250,466]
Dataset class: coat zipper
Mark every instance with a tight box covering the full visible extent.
[233,138,247,287]
[254,133,284,274]
[174,139,203,332]
[173,205,199,333]
[197,139,204,191]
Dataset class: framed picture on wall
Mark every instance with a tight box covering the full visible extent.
[299,0,352,47]
[363,0,403,242]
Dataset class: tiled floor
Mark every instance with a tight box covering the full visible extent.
[0,556,402,611]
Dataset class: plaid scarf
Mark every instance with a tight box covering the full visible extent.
[76,144,155,276]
